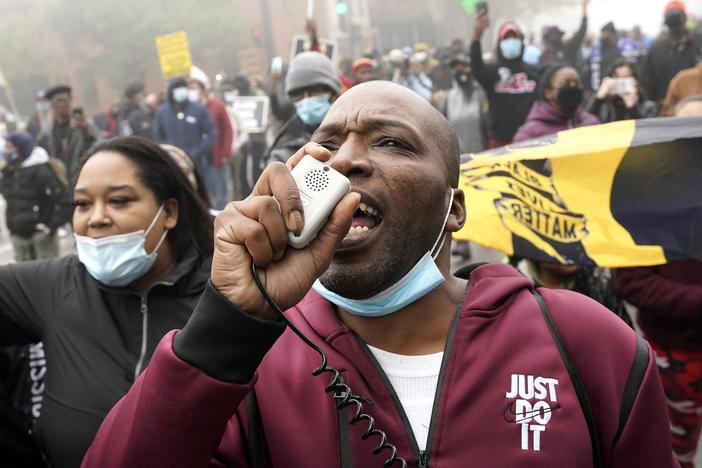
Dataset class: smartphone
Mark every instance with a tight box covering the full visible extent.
[613,77,635,95]
[271,56,283,73]
[287,155,350,249]
[72,107,84,116]
[475,1,488,15]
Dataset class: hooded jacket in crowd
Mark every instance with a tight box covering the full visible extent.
[0,144,66,238]
[84,263,677,467]
[470,29,539,145]
[154,78,217,163]
[512,100,599,143]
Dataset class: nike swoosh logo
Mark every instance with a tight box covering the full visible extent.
[503,401,562,423]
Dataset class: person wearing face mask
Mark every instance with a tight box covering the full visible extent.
[85,81,678,468]
[154,76,217,205]
[642,1,702,105]
[513,63,599,143]
[187,76,233,210]
[471,13,539,147]
[262,51,341,168]
[0,136,213,468]
[437,53,488,154]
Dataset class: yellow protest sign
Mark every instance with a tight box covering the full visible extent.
[155,31,192,79]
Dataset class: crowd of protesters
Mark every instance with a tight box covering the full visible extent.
[0,0,701,466]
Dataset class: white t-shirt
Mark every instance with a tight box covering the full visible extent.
[367,344,444,451]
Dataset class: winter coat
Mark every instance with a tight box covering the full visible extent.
[154,85,217,163]
[262,114,316,168]
[470,40,539,143]
[0,247,211,468]
[36,120,99,182]
[614,260,702,350]
[117,101,154,139]
[586,95,658,122]
[513,100,600,142]
[83,263,677,468]
[0,146,66,237]
[642,32,702,103]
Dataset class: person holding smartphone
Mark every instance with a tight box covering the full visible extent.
[470,9,539,147]
[36,85,100,183]
[587,58,658,122]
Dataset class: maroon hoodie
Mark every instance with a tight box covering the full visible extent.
[83,263,677,468]
[513,100,600,143]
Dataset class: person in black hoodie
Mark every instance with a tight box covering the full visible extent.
[470,12,539,147]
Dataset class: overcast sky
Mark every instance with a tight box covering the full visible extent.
[522,0,702,38]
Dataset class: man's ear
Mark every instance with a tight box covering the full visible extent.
[163,198,179,230]
[446,188,466,232]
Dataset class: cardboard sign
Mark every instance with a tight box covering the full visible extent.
[289,34,337,64]
[155,31,193,79]
[225,95,270,133]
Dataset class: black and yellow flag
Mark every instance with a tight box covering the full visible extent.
[455,116,702,267]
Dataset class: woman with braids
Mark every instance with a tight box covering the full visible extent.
[0,137,213,467]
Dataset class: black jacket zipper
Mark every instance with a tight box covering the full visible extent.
[355,287,467,467]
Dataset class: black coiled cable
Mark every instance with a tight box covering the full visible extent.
[251,260,408,468]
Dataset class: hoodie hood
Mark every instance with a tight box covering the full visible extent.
[21,145,50,168]
[167,77,188,106]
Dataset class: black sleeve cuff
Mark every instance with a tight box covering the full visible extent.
[173,281,287,383]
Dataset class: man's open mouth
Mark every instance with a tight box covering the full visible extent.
[347,201,383,237]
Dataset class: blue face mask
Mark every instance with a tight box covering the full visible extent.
[35,101,49,113]
[313,189,455,317]
[295,94,332,126]
[172,87,188,103]
[500,38,523,60]
[75,205,169,287]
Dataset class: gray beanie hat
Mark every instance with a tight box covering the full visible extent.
[285,52,341,96]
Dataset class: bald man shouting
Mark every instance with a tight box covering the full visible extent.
[83,82,678,468]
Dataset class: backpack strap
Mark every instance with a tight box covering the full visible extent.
[611,333,649,449]
[533,291,604,468]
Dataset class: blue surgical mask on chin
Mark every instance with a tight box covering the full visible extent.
[500,38,523,60]
[295,94,332,126]
[313,189,455,317]
[75,205,169,287]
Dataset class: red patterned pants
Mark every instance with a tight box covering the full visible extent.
[650,341,702,468]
